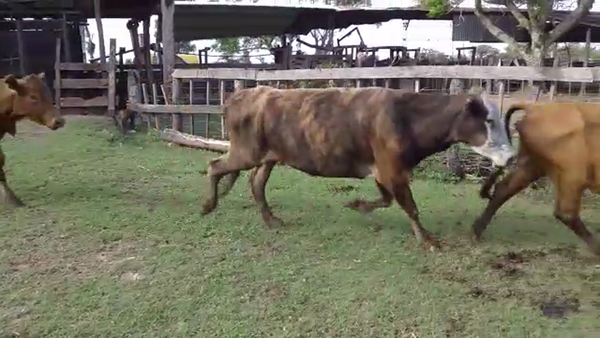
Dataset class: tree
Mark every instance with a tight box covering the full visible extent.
[175,41,197,54]
[420,48,449,63]
[152,18,197,54]
[418,0,595,67]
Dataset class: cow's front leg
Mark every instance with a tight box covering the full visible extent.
[392,181,439,251]
[472,156,542,240]
[249,161,283,228]
[201,151,260,216]
[0,151,24,208]
[344,180,393,213]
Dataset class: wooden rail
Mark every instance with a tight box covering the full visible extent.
[172,66,599,83]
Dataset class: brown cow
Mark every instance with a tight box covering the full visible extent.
[201,86,515,250]
[473,102,600,256]
[0,73,66,207]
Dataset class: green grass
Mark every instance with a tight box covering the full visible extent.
[1,117,599,338]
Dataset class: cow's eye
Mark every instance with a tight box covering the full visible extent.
[486,119,494,126]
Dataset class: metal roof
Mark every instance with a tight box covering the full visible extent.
[173,5,451,41]
[174,4,600,42]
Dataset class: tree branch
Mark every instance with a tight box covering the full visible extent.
[548,0,594,44]
[505,0,529,28]
[474,0,521,47]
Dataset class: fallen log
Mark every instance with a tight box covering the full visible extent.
[159,128,230,153]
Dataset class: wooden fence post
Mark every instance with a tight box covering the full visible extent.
[54,37,62,109]
[108,38,116,118]
[219,80,226,139]
[172,78,182,131]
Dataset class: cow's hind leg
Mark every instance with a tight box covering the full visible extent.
[201,151,260,216]
[472,156,542,240]
[392,180,439,251]
[0,151,24,208]
[553,176,600,256]
[249,161,283,228]
[344,180,393,213]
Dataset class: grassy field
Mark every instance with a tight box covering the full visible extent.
[1,117,599,338]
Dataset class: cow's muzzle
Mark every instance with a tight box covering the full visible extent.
[49,117,66,130]
[470,143,516,168]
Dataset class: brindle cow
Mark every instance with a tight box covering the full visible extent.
[0,73,65,206]
[201,86,515,250]
[474,102,600,256]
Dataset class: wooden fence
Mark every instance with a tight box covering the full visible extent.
[54,38,116,116]
[127,65,600,148]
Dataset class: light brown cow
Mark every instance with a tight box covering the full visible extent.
[0,73,65,206]
[200,85,515,251]
[474,102,600,256]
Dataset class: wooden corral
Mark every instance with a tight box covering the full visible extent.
[126,65,600,151]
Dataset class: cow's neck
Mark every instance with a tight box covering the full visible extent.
[404,134,454,168]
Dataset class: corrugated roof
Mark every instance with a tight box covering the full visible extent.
[174,5,600,42]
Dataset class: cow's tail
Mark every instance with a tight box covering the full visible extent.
[504,104,528,146]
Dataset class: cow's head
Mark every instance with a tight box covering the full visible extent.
[4,73,65,130]
[453,92,515,167]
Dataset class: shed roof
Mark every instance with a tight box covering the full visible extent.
[173,4,600,42]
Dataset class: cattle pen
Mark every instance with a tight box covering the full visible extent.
[126,65,600,151]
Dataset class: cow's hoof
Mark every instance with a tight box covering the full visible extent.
[200,201,216,215]
[265,217,284,229]
[420,234,441,252]
[344,199,373,214]
[344,199,362,209]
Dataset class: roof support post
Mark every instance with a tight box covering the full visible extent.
[93,0,107,65]
[161,0,175,87]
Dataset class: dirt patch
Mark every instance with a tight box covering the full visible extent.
[7,238,140,281]
[443,313,465,338]
[328,185,357,195]
[120,271,144,284]
[490,252,526,278]
[538,296,580,319]
[261,240,285,257]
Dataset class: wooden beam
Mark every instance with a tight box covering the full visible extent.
[126,20,144,75]
[57,63,107,71]
[172,66,599,83]
[580,28,592,95]
[15,18,26,75]
[54,37,61,108]
[159,129,229,152]
[143,17,154,89]
[61,14,72,62]
[58,78,109,89]
[127,103,222,114]
[161,0,175,84]
[93,0,107,65]
[108,38,116,117]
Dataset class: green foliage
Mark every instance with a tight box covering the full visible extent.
[175,41,196,54]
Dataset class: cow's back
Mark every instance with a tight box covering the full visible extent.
[223,86,394,178]
[517,102,600,188]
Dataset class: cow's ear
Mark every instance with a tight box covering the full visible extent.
[4,74,26,96]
